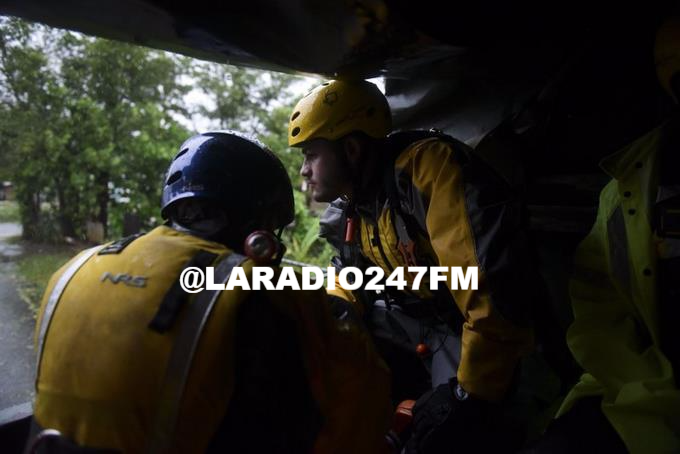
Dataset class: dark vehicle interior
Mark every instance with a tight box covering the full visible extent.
[0,0,677,451]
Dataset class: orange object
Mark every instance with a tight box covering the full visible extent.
[416,343,430,357]
[345,216,356,243]
[393,399,416,433]
[385,399,416,453]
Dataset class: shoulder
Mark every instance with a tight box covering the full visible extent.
[319,198,347,247]
[599,123,664,179]
[394,138,468,192]
[395,137,470,171]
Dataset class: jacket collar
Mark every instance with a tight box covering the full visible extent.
[599,123,664,180]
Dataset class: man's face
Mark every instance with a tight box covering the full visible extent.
[300,140,351,203]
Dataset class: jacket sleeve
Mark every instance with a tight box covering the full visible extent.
[562,181,680,452]
[396,138,534,402]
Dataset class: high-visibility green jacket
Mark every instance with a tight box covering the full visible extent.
[320,136,535,402]
[558,124,680,453]
[34,225,391,453]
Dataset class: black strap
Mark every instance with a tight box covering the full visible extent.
[97,233,144,255]
[148,250,218,333]
[337,129,467,315]
[147,253,247,454]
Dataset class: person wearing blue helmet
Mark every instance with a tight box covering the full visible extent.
[160,131,295,249]
[27,131,392,453]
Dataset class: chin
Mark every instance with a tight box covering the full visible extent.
[313,194,331,203]
[312,189,334,203]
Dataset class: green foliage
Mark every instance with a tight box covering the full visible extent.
[282,191,335,267]
[0,17,190,240]
[14,244,76,315]
[0,16,333,266]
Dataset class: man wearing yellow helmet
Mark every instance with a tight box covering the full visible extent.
[527,15,680,454]
[289,80,546,452]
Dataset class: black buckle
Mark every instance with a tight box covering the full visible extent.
[657,204,680,239]
[98,232,144,255]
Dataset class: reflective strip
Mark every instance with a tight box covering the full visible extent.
[35,245,104,377]
[607,206,631,294]
[147,252,247,454]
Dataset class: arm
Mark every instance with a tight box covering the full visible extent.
[397,138,534,402]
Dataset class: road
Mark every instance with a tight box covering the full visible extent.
[0,223,35,412]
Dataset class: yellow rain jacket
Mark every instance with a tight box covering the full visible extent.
[320,135,535,402]
[34,225,391,453]
[558,123,680,453]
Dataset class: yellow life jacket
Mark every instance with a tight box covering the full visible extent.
[34,225,391,453]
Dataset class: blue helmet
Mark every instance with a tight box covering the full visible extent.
[161,131,294,230]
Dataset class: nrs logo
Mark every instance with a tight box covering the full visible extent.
[100,272,148,288]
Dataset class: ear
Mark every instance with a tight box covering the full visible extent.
[342,135,363,166]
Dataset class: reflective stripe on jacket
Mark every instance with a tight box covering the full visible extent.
[34,225,391,453]
[558,124,680,453]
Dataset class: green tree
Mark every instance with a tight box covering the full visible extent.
[0,17,190,240]
[0,16,332,266]
[0,18,67,239]
[58,35,190,238]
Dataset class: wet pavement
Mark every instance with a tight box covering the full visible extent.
[0,223,35,411]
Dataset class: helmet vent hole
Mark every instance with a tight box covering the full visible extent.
[291,127,301,137]
[174,148,189,161]
[291,111,300,121]
[322,82,330,86]
[366,107,375,117]
[166,171,182,186]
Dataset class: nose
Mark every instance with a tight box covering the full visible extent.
[300,159,311,179]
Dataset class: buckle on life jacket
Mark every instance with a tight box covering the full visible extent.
[657,202,680,239]
[98,232,144,255]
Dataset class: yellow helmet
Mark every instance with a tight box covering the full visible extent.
[288,79,392,147]
[655,16,680,101]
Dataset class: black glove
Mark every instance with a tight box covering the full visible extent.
[405,380,525,454]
